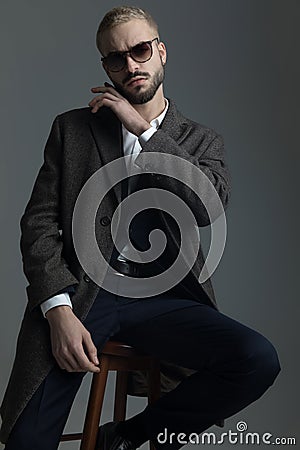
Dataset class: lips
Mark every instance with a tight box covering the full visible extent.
[127,77,147,86]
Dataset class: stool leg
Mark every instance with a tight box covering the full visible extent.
[113,371,128,422]
[148,360,161,404]
[80,355,110,450]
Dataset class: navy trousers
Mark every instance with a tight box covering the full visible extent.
[5,285,281,450]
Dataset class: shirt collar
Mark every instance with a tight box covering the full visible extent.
[149,98,169,129]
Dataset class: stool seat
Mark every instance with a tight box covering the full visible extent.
[101,340,152,357]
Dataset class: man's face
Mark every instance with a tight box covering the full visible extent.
[100,19,167,104]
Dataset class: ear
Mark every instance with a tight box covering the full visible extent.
[158,41,167,65]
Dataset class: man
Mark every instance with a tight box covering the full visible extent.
[0,6,280,450]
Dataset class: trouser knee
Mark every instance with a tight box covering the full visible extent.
[239,333,281,391]
[257,337,281,386]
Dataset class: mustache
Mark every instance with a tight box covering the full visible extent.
[122,71,150,85]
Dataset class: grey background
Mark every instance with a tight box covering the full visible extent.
[1,0,299,448]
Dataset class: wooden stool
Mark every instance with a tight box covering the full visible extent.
[61,340,161,450]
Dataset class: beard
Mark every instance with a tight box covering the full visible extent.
[112,63,165,105]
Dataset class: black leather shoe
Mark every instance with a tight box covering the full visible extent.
[96,421,137,450]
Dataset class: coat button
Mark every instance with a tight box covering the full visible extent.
[100,216,111,226]
[83,274,90,282]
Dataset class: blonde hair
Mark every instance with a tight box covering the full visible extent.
[96,5,159,54]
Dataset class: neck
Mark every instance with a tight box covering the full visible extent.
[131,86,166,123]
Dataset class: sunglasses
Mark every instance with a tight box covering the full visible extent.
[101,37,159,72]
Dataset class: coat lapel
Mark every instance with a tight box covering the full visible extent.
[89,107,124,205]
[159,99,190,143]
[148,100,196,273]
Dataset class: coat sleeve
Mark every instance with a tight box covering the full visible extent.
[134,128,231,227]
[20,116,79,311]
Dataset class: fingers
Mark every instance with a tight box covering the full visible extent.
[89,83,123,113]
[53,338,100,373]
[53,344,81,372]
[56,352,100,373]
[71,341,100,373]
[88,92,105,112]
[83,331,100,367]
[89,92,121,113]
[91,82,116,94]
[56,352,81,372]
[90,86,120,98]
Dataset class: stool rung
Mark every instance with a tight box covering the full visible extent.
[60,432,83,441]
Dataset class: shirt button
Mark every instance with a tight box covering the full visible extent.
[83,274,90,283]
[100,216,111,226]
[144,163,152,172]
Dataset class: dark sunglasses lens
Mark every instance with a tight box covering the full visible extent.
[104,41,153,71]
[131,42,152,62]
[106,53,124,71]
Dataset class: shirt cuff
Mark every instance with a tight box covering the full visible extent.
[40,292,73,318]
[138,126,157,145]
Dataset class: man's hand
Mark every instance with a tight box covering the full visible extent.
[46,306,100,373]
[88,82,151,136]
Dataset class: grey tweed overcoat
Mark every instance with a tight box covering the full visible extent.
[0,99,230,443]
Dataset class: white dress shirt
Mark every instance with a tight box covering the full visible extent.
[40,99,169,317]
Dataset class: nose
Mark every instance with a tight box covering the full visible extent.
[124,54,140,73]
